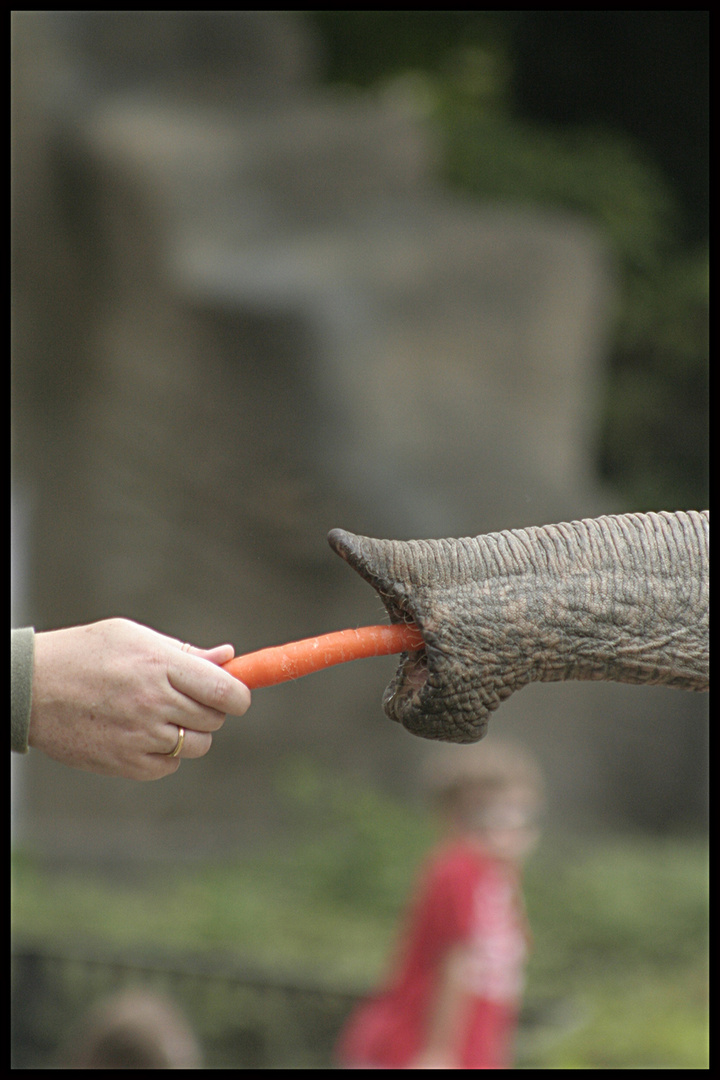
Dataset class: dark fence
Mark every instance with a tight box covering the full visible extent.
[11,941,363,1069]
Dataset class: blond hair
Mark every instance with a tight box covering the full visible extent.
[65,988,201,1069]
[422,738,544,817]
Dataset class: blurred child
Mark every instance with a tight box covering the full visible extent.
[63,987,202,1069]
[335,740,543,1070]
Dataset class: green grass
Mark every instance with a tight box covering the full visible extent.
[11,764,708,1068]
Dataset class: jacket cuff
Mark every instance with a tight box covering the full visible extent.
[11,627,35,753]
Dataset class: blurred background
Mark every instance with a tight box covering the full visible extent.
[11,11,707,1068]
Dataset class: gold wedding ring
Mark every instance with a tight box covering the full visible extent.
[167,726,185,758]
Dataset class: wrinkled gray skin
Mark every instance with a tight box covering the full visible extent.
[328,511,709,744]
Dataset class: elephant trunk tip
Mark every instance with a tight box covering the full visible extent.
[327,527,355,560]
[328,528,377,579]
[328,527,405,615]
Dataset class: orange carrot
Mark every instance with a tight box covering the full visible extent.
[222,623,424,689]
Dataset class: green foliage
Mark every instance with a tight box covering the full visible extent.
[12,764,708,1067]
[273,756,436,913]
[535,971,708,1070]
[441,116,675,266]
[519,836,708,1068]
[524,836,708,973]
[600,245,709,510]
[306,12,510,89]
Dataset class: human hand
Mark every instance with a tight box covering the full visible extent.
[28,618,251,780]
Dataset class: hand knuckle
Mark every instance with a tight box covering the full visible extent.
[209,674,246,715]
[208,675,231,710]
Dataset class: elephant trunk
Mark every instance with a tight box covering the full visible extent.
[328,510,709,743]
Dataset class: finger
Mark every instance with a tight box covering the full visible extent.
[155,725,213,761]
[179,730,213,759]
[167,653,251,719]
[187,643,235,665]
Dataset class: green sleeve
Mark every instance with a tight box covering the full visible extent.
[11,627,35,753]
